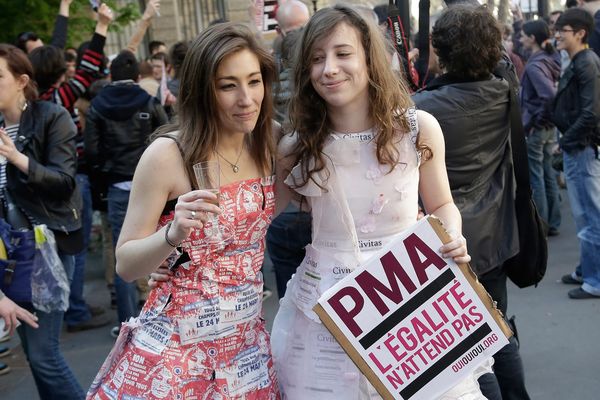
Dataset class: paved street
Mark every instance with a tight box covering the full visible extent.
[1,190,599,399]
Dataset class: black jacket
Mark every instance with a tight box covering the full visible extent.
[413,74,519,275]
[589,10,600,58]
[551,49,600,154]
[5,101,82,236]
[85,81,168,184]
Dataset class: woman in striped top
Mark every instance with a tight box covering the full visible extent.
[0,43,87,400]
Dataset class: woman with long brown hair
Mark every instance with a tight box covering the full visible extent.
[270,5,488,399]
[0,43,84,399]
[87,23,280,399]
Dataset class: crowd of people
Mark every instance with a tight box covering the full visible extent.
[0,0,599,399]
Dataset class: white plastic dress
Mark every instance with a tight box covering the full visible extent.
[270,109,492,400]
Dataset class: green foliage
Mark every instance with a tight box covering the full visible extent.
[0,0,140,48]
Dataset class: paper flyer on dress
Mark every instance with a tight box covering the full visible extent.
[314,217,512,400]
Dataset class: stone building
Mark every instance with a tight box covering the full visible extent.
[106,0,329,58]
[105,0,367,58]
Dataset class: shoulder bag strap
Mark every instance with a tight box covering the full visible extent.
[506,86,533,197]
[493,55,532,196]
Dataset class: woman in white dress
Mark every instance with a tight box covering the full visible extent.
[271,5,490,399]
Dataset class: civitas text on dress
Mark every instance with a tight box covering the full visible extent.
[333,267,353,275]
[359,239,383,249]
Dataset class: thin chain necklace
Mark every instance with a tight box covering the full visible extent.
[216,146,244,173]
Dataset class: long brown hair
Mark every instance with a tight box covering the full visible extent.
[154,23,276,187]
[289,5,414,188]
[0,44,38,102]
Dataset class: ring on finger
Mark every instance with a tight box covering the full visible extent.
[191,210,197,220]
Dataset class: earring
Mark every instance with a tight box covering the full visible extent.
[20,98,27,112]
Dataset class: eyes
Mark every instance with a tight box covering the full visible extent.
[311,51,353,64]
[218,78,262,91]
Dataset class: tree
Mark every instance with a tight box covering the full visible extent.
[0,0,139,48]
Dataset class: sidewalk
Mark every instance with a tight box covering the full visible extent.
[1,190,599,399]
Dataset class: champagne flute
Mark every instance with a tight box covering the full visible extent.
[193,161,225,242]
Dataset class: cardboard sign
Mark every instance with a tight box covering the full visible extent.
[314,217,512,400]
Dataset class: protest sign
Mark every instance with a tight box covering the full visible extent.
[314,217,512,400]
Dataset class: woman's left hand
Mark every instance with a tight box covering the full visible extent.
[439,230,471,264]
[148,265,173,289]
[0,296,39,335]
[0,128,23,164]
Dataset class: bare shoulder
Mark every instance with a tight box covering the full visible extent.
[136,135,186,187]
[416,109,444,148]
[143,136,181,160]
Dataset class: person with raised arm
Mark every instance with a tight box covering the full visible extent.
[16,0,74,53]
[28,3,114,334]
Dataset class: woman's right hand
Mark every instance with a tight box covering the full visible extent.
[167,190,221,246]
[0,296,39,335]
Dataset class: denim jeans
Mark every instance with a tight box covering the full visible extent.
[107,186,138,323]
[64,174,93,326]
[265,210,311,298]
[526,128,561,230]
[477,266,530,400]
[17,252,86,400]
[564,147,600,295]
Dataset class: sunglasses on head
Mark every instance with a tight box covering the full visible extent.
[17,32,38,43]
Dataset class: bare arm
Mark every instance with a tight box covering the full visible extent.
[115,138,220,282]
[125,0,160,53]
[416,110,470,263]
[274,132,297,216]
[58,0,72,16]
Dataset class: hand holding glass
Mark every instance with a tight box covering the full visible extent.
[193,161,230,244]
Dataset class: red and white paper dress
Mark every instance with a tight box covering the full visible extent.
[88,176,281,400]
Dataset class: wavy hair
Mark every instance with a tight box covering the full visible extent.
[432,5,501,80]
[289,4,414,189]
[154,23,276,187]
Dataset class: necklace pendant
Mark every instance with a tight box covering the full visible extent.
[232,165,239,173]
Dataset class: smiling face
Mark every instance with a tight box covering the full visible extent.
[554,25,586,54]
[309,22,370,113]
[214,49,264,136]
